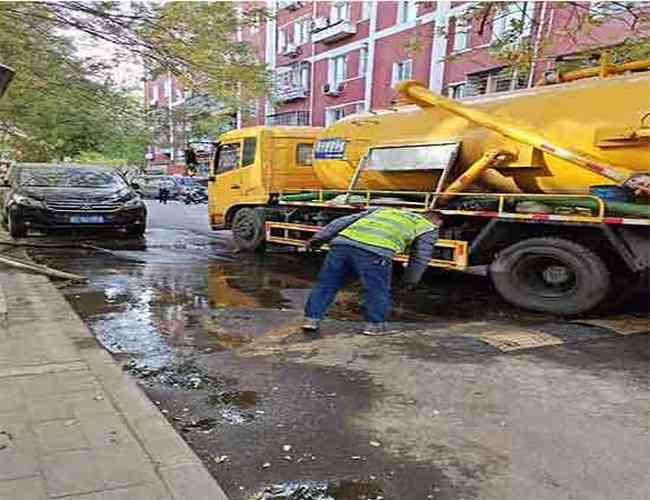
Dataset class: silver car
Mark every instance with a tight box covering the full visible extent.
[132,175,181,199]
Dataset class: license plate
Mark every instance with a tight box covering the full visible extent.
[69,215,104,224]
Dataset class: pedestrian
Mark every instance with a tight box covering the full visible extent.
[302,207,442,336]
[184,144,198,177]
[158,184,169,204]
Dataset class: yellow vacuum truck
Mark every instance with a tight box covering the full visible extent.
[209,59,649,315]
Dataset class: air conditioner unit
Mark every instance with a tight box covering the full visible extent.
[311,17,329,32]
[282,43,300,57]
[322,82,343,96]
[286,1,303,11]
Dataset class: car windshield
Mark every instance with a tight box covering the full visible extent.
[19,167,125,188]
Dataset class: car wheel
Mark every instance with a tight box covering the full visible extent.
[7,213,27,238]
[126,223,146,238]
[232,207,266,252]
[490,237,610,316]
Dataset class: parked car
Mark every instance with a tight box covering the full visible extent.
[0,163,146,237]
[132,175,181,199]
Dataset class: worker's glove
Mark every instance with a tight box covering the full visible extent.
[305,238,324,251]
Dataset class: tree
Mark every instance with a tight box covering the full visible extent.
[0,1,269,162]
[446,2,650,75]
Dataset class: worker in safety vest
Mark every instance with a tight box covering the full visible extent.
[302,207,442,336]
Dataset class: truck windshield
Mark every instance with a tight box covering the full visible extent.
[217,143,241,174]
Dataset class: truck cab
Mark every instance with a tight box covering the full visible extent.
[209,126,323,249]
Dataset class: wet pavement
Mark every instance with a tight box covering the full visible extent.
[25,201,650,500]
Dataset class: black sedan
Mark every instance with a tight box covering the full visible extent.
[1,164,146,238]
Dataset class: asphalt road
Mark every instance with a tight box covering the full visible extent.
[27,200,650,500]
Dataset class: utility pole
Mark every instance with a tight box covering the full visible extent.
[168,71,175,166]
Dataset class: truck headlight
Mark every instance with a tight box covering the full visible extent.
[12,194,44,208]
[314,138,347,159]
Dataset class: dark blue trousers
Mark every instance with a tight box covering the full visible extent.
[305,245,392,323]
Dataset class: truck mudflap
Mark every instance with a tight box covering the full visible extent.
[265,221,469,271]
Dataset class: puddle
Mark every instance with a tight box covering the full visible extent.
[207,390,258,408]
[258,480,385,500]
[123,358,234,390]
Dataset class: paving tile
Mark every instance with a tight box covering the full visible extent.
[0,476,47,500]
[77,414,136,449]
[0,382,24,416]
[19,371,99,398]
[41,444,156,497]
[33,419,89,454]
[25,391,114,423]
[0,420,39,481]
[61,483,172,500]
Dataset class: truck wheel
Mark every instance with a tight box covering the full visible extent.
[232,208,265,252]
[7,213,26,238]
[490,237,610,316]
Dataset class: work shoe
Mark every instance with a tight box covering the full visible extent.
[301,318,321,333]
[361,322,397,336]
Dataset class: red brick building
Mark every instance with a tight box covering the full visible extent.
[144,0,638,159]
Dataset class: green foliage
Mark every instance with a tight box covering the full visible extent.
[0,1,268,163]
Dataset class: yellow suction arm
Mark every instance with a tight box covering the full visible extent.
[396,80,650,195]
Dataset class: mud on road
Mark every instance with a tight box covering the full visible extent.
[26,209,649,500]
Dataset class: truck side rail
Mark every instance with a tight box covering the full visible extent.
[265,221,469,271]
[277,189,650,227]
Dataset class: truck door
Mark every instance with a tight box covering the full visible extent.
[213,140,242,199]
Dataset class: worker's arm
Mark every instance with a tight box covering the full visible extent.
[311,209,377,243]
[403,229,438,286]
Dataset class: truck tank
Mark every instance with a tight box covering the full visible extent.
[313,72,650,195]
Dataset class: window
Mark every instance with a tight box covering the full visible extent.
[359,47,369,76]
[392,59,413,86]
[326,107,347,126]
[361,1,373,20]
[163,78,171,99]
[216,143,241,174]
[466,68,529,96]
[295,18,311,45]
[150,84,159,104]
[397,1,417,24]
[300,63,310,89]
[453,17,471,52]
[330,55,347,85]
[491,2,532,43]
[278,27,293,53]
[296,143,314,166]
[331,1,350,23]
[447,83,466,99]
[242,138,257,167]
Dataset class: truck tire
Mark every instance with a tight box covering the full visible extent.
[490,237,610,316]
[7,213,26,238]
[232,207,265,252]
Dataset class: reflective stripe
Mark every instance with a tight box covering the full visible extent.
[340,208,435,253]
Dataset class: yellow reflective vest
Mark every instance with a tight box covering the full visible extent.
[339,208,435,253]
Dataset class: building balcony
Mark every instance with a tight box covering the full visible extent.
[266,110,310,127]
[275,85,308,103]
[311,20,357,44]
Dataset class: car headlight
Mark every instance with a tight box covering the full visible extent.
[314,138,347,160]
[123,196,144,209]
[12,194,44,208]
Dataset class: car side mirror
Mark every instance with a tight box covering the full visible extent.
[131,182,140,190]
[208,176,216,182]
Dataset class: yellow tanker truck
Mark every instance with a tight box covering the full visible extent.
[209,58,649,316]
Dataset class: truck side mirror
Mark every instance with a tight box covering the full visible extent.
[208,176,216,182]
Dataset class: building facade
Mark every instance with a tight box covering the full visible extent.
[252,0,632,127]
[143,1,636,164]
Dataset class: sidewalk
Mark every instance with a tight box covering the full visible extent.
[0,266,229,500]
